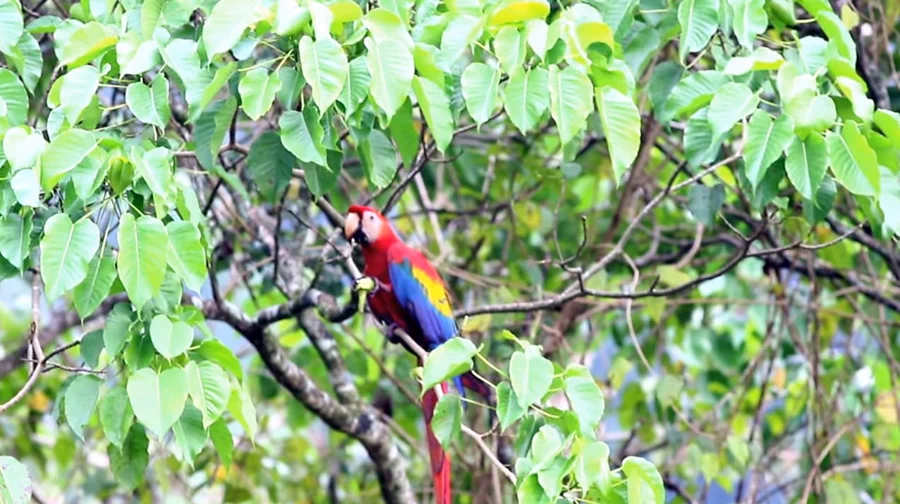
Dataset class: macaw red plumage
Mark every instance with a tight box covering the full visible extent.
[344,204,490,504]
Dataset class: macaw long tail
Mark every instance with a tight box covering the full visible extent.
[460,371,494,404]
[423,383,452,504]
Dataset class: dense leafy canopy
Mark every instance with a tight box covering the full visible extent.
[0,0,898,502]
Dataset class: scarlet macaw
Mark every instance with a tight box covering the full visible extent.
[344,205,490,504]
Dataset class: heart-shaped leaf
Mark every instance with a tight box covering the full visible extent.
[149,314,194,359]
[40,213,100,300]
[127,367,189,438]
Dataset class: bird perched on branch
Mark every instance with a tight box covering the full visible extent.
[344,204,491,504]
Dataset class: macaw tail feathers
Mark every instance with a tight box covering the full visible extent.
[423,384,452,504]
[460,371,494,404]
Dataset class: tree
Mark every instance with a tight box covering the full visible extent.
[0,0,898,501]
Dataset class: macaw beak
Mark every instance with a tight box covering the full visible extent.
[344,213,365,245]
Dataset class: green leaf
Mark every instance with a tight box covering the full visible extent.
[365,38,414,121]
[275,0,310,36]
[73,248,117,318]
[127,367,189,438]
[707,82,759,137]
[227,379,258,441]
[185,360,231,427]
[827,122,880,196]
[308,1,335,39]
[0,69,27,126]
[575,441,610,493]
[339,56,371,116]
[40,213,100,300]
[663,70,729,120]
[238,68,282,121]
[461,62,500,127]
[874,110,900,145]
[64,374,101,440]
[786,94,836,134]
[688,184,725,225]
[202,0,260,57]
[683,114,722,168]
[79,330,103,368]
[496,382,526,431]
[116,31,160,76]
[8,32,43,94]
[422,338,478,391]
[530,424,563,470]
[100,386,134,449]
[3,126,47,171]
[10,170,39,207]
[623,456,665,504]
[494,26,526,73]
[209,418,234,466]
[248,131,295,201]
[117,213,168,309]
[525,19,553,61]
[188,62,237,122]
[150,314,193,359]
[173,404,207,466]
[834,76,874,123]
[548,65,593,146]
[357,128,398,188]
[557,6,611,63]
[107,425,148,491]
[743,111,794,189]
[140,0,165,38]
[362,8,415,49]
[166,221,207,291]
[879,168,900,236]
[649,64,684,116]
[503,67,549,135]
[280,106,327,166]
[431,394,462,449]
[816,11,855,65]
[729,0,767,49]
[678,0,719,62]
[0,213,31,270]
[724,46,784,74]
[277,67,304,110]
[299,35,348,112]
[804,177,836,225]
[489,0,550,25]
[565,375,605,433]
[517,474,551,504]
[776,61,816,103]
[537,457,566,497]
[125,74,171,128]
[656,374,684,407]
[785,131,827,200]
[103,303,131,359]
[0,456,32,504]
[595,86,641,183]
[0,0,24,55]
[509,345,553,409]
[824,479,861,504]
[412,75,455,153]
[40,128,96,192]
[197,339,244,380]
[440,14,483,66]
[194,97,237,170]
[389,99,419,168]
[60,21,117,68]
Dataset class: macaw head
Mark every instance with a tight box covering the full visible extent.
[345,205,396,248]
